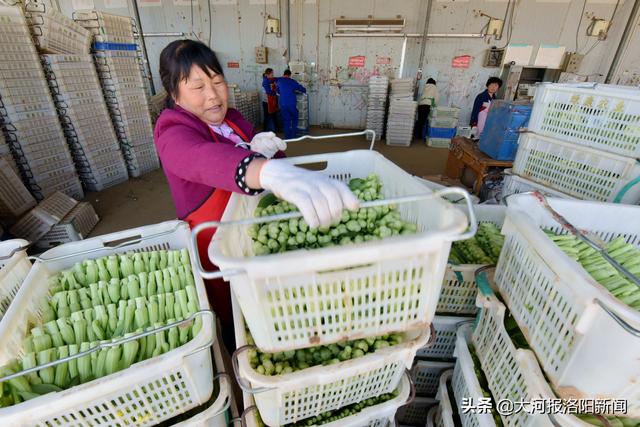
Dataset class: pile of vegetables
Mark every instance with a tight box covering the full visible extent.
[0,249,201,408]
[249,175,417,255]
[449,222,504,265]
[255,389,399,427]
[246,331,404,375]
[545,232,640,310]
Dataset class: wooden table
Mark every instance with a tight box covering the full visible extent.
[445,137,513,195]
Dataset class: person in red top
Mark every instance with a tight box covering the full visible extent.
[154,40,358,347]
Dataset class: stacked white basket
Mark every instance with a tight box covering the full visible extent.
[366,75,389,141]
[0,4,83,201]
[0,221,223,426]
[24,2,91,55]
[41,54,128,192]
[0,133,36,220]
[504,83,640,204]
[0,239,31,321]
[386,79,416,146]
[198,150,476,426]
[494,195,639,420]
[74,10,158,178]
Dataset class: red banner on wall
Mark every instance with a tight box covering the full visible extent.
[348,55,366,68]
[452,55,472,69]
[227,62,240,69]
[376,56,391,65]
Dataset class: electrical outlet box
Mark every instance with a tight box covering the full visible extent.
[266,18,280,34]
[488,18,504,36]
[255,46,268,64]
[587,19,611,39]
[484,48,504,67]
[565,53,584,73]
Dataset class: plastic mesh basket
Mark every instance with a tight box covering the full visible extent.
[512,133,640,203]
[233,306,430,427]
[209,150,472,352]
[242,374,411,427]
[396,396,439,425]
[452,325,497,427]
[494,195,640,417]
[438,205,506,315]
[434,370,456,427]
[0,239,30,321]
[417,315,472,359]
[528,83,640,157]
[412,359,455,396]
[0,221,215,426]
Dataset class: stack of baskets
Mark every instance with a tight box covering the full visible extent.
[73,10,158,178]
[386,79,417,147]
[503,83,640,205]
[201,149,475,426]
[398,203,506,427]
[0,4,83,201]
[0,131,36,222]
[365,75,389,141]
[427,107,459,148]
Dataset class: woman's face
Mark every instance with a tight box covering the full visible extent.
[174,64,228,125]
[487,82,500,95]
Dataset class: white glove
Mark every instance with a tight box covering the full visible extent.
[259,159,360,228]
[250,132,286,158]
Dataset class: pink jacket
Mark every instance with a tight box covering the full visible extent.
[154,106,257,219]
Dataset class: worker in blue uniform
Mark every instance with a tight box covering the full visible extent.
[277,69,307,139]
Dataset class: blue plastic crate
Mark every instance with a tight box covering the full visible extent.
[479,101,533,161]
[427,126,456,139]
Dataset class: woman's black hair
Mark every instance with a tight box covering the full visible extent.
[159,39,225,108]
[486,77,503,87]
[426,78,436,85]
[264,67,274,77]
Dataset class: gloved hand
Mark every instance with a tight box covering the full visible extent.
[250,132,286,158]
[259,159,359,228]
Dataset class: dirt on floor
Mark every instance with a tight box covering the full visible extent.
[86,128,450,236]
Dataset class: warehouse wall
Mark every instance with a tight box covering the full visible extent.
[56,0,639,129]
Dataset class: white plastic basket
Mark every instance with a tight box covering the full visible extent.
[0,221,216,426]
[452,324,497,427]
[473,289,622,427]
[502,170,577,200]
[528,83,640,158]
[171,332,232,427]
[412,359,455,396]
[242,373,412,427]
[233,309,431,426]
[0,239,30,321]
[434,370,455,427]
[438,205,506,315]
[202,150,474,352]
[417,315,472,359]
[512,133,640,203]
[494,195,640,417]
[414,176,480,204]
[396,396,438,426]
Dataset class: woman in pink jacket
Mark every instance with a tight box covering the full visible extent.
[154,40,357,339]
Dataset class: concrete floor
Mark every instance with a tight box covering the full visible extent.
[86,128,449,236]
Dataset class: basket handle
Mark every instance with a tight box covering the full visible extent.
[206,371,233,420]
[191,187,477,279]
[595,299,640,337]
[240,405,259,427]
[0,310,215,383]
[0,243,31,261]
[231,345,276,394]
[283,129,377,151]
[29,221,185,264]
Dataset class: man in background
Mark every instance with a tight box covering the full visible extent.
[261,68,278,132]
[415,78,440,139]
[277,69,307,139]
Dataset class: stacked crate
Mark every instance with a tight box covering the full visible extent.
[74,10,158,178]
[503,83,640,204]
[365,75,389,141]
[386,78,417,146]
[427,107,459,148]
[0,130,37,222]
[0,4,83,201]
[291,66,310,136]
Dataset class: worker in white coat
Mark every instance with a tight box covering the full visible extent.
[415,78,440,139]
